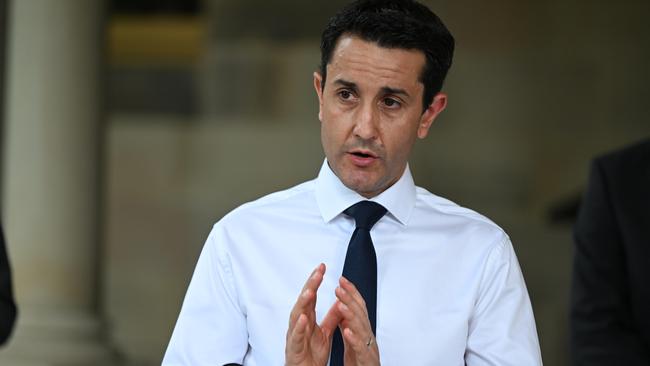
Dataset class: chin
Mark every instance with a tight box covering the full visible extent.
[332,160,384,194]
[341,176,381,197]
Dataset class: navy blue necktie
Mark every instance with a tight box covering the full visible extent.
[330,201,387,366]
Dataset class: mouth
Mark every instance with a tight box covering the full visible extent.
[347,149,379,167]
[348,149,378,159]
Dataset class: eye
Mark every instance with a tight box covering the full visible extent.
[338,90,352,100]
[382,97,401,108]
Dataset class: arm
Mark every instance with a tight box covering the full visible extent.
[570,160,650,365]
[162,226,248,365]
[465,236,542,365]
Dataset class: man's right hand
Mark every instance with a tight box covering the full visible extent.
[286,263,341,366]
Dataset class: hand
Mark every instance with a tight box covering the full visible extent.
[335,277,381,366]
[286,263,342,366]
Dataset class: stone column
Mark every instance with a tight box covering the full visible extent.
[0,0,113,365]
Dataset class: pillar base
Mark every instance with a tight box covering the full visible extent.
[0,307,119,366]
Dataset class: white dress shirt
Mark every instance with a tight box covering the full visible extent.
[163,160,542,365]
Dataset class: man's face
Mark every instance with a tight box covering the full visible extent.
[314,35,447,198]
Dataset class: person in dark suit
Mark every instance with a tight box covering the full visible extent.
[0,224,16,345]
[570,138,650,365]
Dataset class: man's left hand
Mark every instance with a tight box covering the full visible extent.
[335,277,381,366]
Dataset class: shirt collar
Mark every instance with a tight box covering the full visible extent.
[314,159,416,226]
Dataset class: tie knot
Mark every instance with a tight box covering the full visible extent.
[344,201,387,230]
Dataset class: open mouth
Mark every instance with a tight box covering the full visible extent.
[349,148,378,158]
[348,150,378,166]
[351,151,374,158]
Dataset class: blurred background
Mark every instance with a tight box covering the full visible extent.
[0,0,648,364]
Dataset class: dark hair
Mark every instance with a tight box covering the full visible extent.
[320,0,454,112]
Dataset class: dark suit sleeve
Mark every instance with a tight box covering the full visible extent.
[0,225,16,345]
[570,159,650,365]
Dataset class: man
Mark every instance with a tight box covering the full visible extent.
[570,138,650,365]
[163,0,541,364]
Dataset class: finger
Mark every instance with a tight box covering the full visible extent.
[288,313,309,354]
[340,276,368,313]
[304,263,325,293]
[320,299,343,338]
[289,264,325,327]
[343,327,361,349]
[288,286,315,332]
[305,263,326,323]
[335,285,375,351]
[336,280,366,314]
[286,288,312,346]
[335,284,369,323]
[336,294,370,337]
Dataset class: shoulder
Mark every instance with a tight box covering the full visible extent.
[414,186,509,247]
[211,179,317,231]
[595,138,650,176]
[591,138,650,199]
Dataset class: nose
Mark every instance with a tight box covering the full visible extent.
[353,101,379,140]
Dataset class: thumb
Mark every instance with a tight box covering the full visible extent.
[320,300,343,339]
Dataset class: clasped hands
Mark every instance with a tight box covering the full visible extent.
[285,263,380,366]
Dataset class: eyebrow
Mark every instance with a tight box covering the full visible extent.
[333,78,410,98]
[333,79,358,91]
[381,86,410,98]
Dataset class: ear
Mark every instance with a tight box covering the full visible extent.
[313,71,324,122]
[417,92,447,139]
